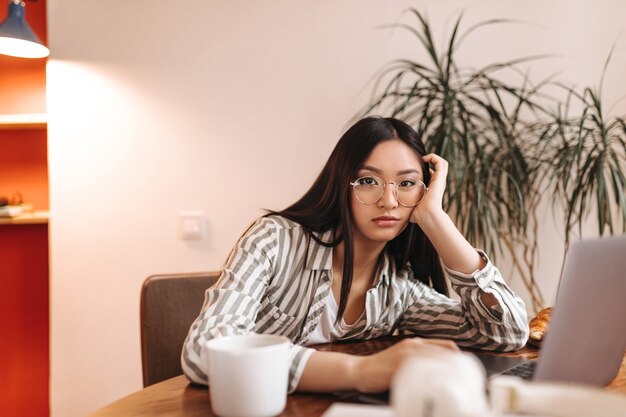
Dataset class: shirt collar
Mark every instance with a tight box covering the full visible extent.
[374,251,392,287]
[304,230,393,287]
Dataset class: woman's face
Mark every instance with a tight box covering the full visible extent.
[350,139,425,246]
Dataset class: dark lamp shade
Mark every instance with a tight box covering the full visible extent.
[0,0,49,58]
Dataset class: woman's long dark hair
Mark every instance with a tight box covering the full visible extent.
[268,116,446,322]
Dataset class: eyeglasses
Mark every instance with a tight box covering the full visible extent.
[350,175,428,207]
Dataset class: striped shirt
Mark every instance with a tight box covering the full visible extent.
[181,215,529,392]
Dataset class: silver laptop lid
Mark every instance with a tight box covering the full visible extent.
[534,234,626,385]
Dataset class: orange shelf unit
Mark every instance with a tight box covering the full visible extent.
[0,1,50,416]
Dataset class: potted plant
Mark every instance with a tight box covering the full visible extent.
[360,9,626,312]
[544,49,626,257]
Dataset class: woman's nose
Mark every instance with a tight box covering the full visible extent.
[378,183,398,209]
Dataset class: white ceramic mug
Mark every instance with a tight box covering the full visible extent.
[203,334,291,417]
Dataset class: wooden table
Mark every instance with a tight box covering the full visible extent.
[89,338,626,417]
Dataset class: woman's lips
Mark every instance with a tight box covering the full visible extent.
[372,216,400,227]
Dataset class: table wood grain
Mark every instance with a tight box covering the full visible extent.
[88,338,626,417]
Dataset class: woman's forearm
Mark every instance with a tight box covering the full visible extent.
[296,338,460,393]
[418,210,485,274]
[296,351,361,392]
[419,211,500,309]
[413,154,485,275]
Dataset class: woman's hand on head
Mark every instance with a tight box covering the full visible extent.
[351,337,459,393]
[410,153,448,226]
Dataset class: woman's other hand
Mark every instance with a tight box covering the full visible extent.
[407,153,486,273]
[351,337,460,393]
[410,153,448,227]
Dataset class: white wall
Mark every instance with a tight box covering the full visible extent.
[47,1,626,416]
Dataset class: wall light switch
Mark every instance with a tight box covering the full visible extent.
[178,211,205,240]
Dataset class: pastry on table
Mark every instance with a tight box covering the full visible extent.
[528,307,552,348]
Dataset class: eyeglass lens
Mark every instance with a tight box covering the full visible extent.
[352,176,426,207]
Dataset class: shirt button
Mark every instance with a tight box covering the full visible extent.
[273,312,281,320]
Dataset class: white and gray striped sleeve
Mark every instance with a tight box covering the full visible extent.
[180,216,314,391]
[398,250,529,351]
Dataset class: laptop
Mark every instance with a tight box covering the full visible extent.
[337,235,626,404]
[484,234,626,386]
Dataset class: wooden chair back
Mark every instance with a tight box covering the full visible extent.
[140,271,220,386]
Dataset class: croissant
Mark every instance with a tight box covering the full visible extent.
[528,307,552,348]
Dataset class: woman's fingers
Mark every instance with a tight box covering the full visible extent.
[421,338,460,351]
[353,338,460,393]
[410,153,449,225]
[422,153,448,165]
[397,337,459,352]
[422,153,448,184]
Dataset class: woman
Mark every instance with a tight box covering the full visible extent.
[181,116,529,394]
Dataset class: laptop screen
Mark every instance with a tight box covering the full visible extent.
[533,235,626,386]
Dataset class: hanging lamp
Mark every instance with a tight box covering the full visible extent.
[0,0,49,58]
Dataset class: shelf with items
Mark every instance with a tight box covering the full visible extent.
[0,209,49,225]
[0,113,47,130]
[0,129,49,212]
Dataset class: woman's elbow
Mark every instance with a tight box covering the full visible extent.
[181,349,209,385]
[492,325,529,352]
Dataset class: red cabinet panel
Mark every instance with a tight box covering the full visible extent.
[0,225,49,417]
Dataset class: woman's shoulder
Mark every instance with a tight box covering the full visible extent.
[235,215,306,254]
[246,214,333,249]
[241,214,308,240]
[256,213,304,231]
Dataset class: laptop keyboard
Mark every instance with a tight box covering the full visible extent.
[501,361,536,380]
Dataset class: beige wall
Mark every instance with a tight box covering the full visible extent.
[47,1,626,416]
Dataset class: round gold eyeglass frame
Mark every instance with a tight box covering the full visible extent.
[350,175,428,207]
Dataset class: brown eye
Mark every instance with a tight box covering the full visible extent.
[355,176,381,187]
[398,179,417,189]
